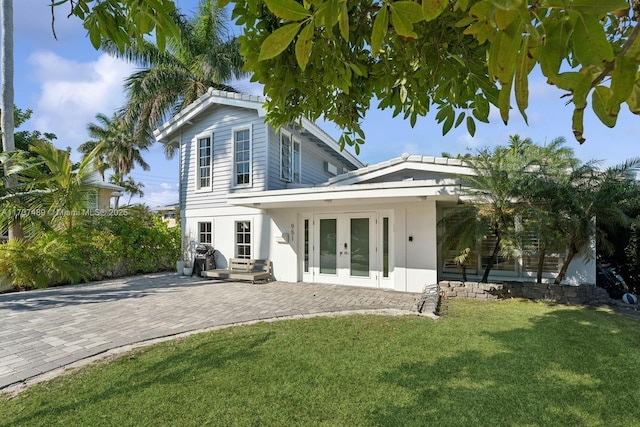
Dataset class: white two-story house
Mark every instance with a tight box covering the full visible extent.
[154,89,595,293]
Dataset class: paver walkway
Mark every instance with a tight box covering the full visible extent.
[0,273,421,392]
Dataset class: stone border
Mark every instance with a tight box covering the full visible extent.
[439,280,612,304]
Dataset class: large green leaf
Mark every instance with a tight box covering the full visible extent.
[572,108,586,144]
[390,1,423,39]
[371,6,389,56]
[339,1,349,41]
[609,56,637,107]
[626,79,640,115]
[488,0,524,10]
[259,22,303,60]
[570,0,629,15]
[572,13,614,65]
[264,0,310,21]
[539,18,572,80]
[592,86,617,127]
[466,115,477,136]
[515,34,533,123]
[423,0,448,21]
[295,23,314,71]
[498,76,513,124]
[489,21,522,85]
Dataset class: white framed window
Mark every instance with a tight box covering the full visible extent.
[196,134,212,190]
[235,221,251,259]
[280,130,301,183]
[198,222,212,244]
[86,190,98,211]
[233,127,252,186]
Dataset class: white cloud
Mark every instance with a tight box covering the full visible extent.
[456,133,485,150]
[401,142,420,155]
[27,52,135,153]
[130,183,179,208]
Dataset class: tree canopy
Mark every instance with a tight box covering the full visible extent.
[223,0,640,151]
[50,0,180,52]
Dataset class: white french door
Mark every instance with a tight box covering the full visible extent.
[313,213,378,287]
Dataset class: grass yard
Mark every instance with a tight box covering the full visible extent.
[2,299,640,426]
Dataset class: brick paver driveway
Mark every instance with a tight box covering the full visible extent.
[0,273,420,392]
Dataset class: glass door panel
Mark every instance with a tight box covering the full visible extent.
[350,218,370,277]
[319,218,337,275]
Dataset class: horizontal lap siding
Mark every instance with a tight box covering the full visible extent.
[180,106,267,211]
[267,125,358,190]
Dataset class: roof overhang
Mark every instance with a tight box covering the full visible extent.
[153,89,267,144]
[89,181,125,192]
[227,179,464,209]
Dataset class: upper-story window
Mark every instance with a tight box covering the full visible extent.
[234,127,251,186]
[197,135,212,190]
[280,130,301,183]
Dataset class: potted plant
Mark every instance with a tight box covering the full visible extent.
[176,259,185,274]
[182,260,193,276]
[181,237,195,276]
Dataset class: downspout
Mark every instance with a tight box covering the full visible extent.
[179,129,185,234]
[404,207,408,292]
[265,122,270,190]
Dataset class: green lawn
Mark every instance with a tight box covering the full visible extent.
[2,299,640,426]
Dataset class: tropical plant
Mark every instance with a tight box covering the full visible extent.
[0,140,103,234]
[102,0,246,158]
[0,209,180,290]
[517,137,581,283]
[441,136,587,284]
[544,158,640,284]
[79,112,150,179]
[457,142,534,282]
[109,173,145,206]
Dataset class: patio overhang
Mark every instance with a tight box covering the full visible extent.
[227,179,465,209]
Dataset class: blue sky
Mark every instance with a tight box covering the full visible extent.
[9,1,639,207]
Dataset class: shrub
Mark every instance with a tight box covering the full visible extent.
[0,208,181,290]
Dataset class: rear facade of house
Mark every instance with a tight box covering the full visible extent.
[155,90,595,293]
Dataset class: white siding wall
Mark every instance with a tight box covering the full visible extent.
[179,105,267,214]
[267,125,356,190]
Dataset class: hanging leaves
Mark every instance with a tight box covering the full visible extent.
[423,0,448,21]
[295,23,314,71]
[371,6,389,56]
[230,0,640,146]
[389,1,423,39]
[264,0,311,21]
[259,22,303,60]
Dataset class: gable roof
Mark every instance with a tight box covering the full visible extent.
[225,153,472,208]
[322,153,475,186]
[86,172,124,192]
[153,89,363,169]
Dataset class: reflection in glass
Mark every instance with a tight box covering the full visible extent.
[350,218,369,277]
[319,219,337,274]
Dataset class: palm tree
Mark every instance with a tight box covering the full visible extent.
[518,137,580,283]
[0,140,103,233]
[459,144,531,282]
[549,158,640,284]
[439,204,488,282]
[102,0,246,158]
[79,112,150,179]
[109,172,145,206]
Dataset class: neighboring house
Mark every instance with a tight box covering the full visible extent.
[1,175,123,243]
[154,89,595,292]
[86,173,124,211]
[155,203,179,228]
